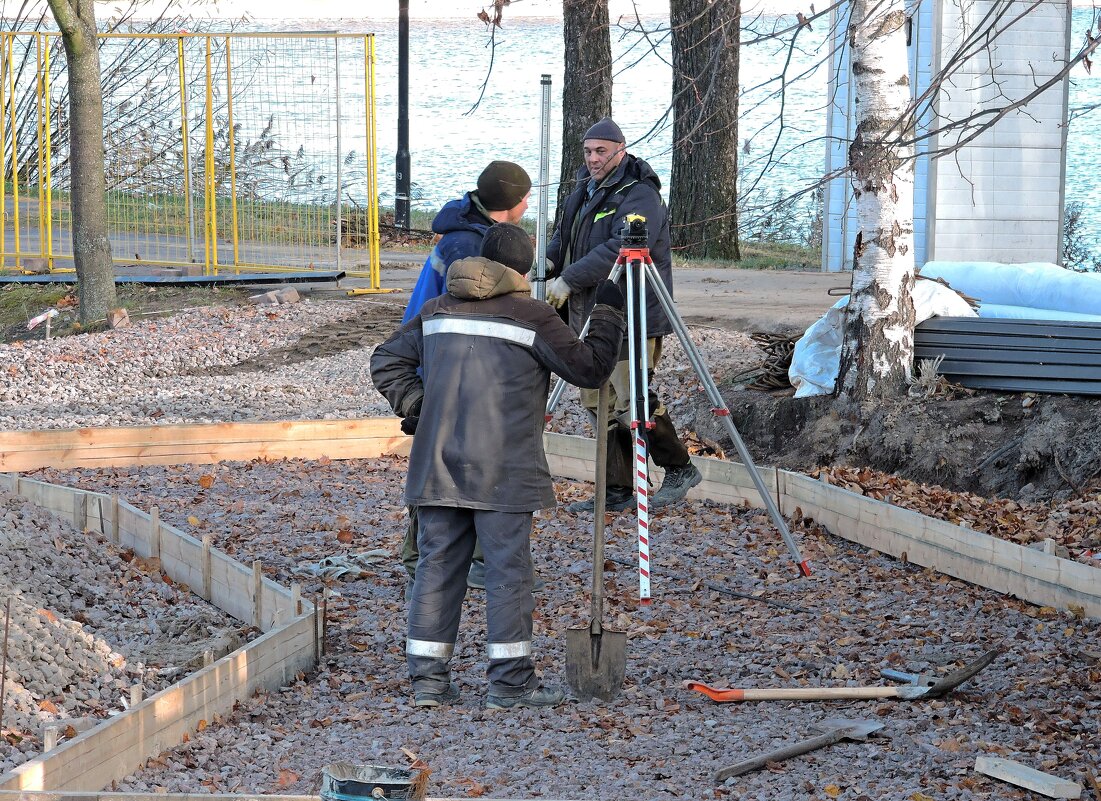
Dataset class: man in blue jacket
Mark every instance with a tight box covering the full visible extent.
[402,161,531,324]
[400,161,532,594]
[546,118,701,513]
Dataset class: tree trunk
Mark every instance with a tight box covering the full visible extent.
[555,0,612,231]
[49,0,117,325]
[669,0,741,260]
[837,0,915,401]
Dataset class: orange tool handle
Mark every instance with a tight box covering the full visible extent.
[683,681,902,702]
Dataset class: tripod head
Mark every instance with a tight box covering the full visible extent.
[621,213,648,247]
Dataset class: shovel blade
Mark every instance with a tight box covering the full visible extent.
[565,625,626,702]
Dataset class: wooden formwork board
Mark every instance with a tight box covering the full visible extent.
[0,419,410,472]
[0,476,320,792]
[542,433,1101,620]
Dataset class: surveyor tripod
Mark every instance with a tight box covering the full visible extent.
[547,214,812,603]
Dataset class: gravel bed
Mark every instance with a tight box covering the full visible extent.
[0,300,396,430]
[36,459,1100,800]
[0,488,252,774]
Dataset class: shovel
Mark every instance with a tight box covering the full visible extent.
[714,718,884,782]
[565,382,627,701]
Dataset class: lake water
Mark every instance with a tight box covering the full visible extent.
[251,10,1100,247]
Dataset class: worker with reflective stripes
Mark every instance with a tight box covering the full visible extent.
[370,223,626,709]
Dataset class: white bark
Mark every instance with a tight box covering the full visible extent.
[838,0,916,401]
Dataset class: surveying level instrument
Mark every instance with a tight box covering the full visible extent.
[547,214,812,603]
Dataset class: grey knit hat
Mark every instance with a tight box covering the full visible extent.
[583,117,625,143]
[481,223,534,275]
[476,161,532,211]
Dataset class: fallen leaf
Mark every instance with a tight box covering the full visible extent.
[187,515,200,526]
[277,769,300,789]
[825,785,842,798]
[337,530,354,544]
[38,699,59,714]
[62,725,76,739]
[38,608,59,624]
[198,474,215,489]
[197,719,207,731]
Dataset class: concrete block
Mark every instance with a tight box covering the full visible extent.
[249,291,280,306]
[274,288,301,304]
[107,308,130,329]
[22,258,50,274]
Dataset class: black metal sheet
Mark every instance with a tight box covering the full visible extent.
[937,360,1100,380]
[944,376,1101,395]
[915,346,1101,367]
[917,317,1101,338]
[915,331,1101,353]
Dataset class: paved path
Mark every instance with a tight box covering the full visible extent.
[365,253,844,334]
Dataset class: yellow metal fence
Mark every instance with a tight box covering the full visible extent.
[0,31,381,285]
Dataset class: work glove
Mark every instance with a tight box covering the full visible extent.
[594,279,626,312]
[546,276,573,309]
[400,397,422,435]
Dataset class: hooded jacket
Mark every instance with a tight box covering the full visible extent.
[546,154,674,338]
[401,192,493,325]
[372,257,626,512]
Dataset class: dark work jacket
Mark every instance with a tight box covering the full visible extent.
[370,257,626,512]
[546,154,674,338]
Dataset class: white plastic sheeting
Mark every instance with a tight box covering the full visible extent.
[788,279,976,398]
[919,261,1101,322]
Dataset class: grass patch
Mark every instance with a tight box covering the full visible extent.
[0,283,252,344]
[674,241,820,271]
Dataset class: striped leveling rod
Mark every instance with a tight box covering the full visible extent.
[635,428,651,603]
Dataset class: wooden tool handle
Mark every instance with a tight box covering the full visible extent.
[715,730,845,782]
[685,681,902,702]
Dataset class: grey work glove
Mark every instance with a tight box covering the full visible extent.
[546,276,573,309]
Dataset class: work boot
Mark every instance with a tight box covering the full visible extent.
[414,682,461,708]
[467,560,547,592]
[565,485,635,514]
[651,462,702,508]
[486,685,566,710]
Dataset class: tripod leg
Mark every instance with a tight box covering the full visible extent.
[545,261,627,419]
[626,255,652,603]
[642,261,811,577]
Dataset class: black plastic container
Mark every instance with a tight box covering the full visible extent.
[320,762,429,801]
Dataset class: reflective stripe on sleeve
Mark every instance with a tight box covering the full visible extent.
[487,640,532,660]
[407,638,455,658]
[424,317,536,347]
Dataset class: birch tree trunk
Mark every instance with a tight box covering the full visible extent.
[837,0,915,401]
[48,0,117,325]
[555,0,612,229]
[669,0,741,260]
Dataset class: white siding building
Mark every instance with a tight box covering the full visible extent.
[823,0,1072,272]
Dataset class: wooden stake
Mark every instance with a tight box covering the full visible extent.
[130,684,143,707]
[150,506,161,561]
[43,726,58,752]
[291,583,302,617]
[111,495,120,545]
[252,560,263,630]
[201,535,213,601]
[73,493,87,532]
[203,650,214,667]
[321,587,329,658]
[0,598,10,733]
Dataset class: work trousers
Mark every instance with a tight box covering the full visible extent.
[406,505,539,698]
[579,337,690,488]
[402,505,484,579]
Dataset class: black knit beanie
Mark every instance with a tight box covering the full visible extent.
[481,223,534,275]
[583,117,625,143]
[476,161,532,211]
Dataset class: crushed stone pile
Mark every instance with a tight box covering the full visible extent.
[36,459,1100,800]
[0,489,251,775]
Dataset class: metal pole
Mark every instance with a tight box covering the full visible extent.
[641,258,811,576]
[178,37,196,265]
[395,0,411,230]
[534,74,552,301]
[334,37,343,273]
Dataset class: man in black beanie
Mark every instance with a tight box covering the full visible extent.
[546,117,702,512]
[371,223,627,709]
[399,161,532,595]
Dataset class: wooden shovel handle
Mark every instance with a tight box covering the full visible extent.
[715,729,845,782]
[684,681,902,702]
